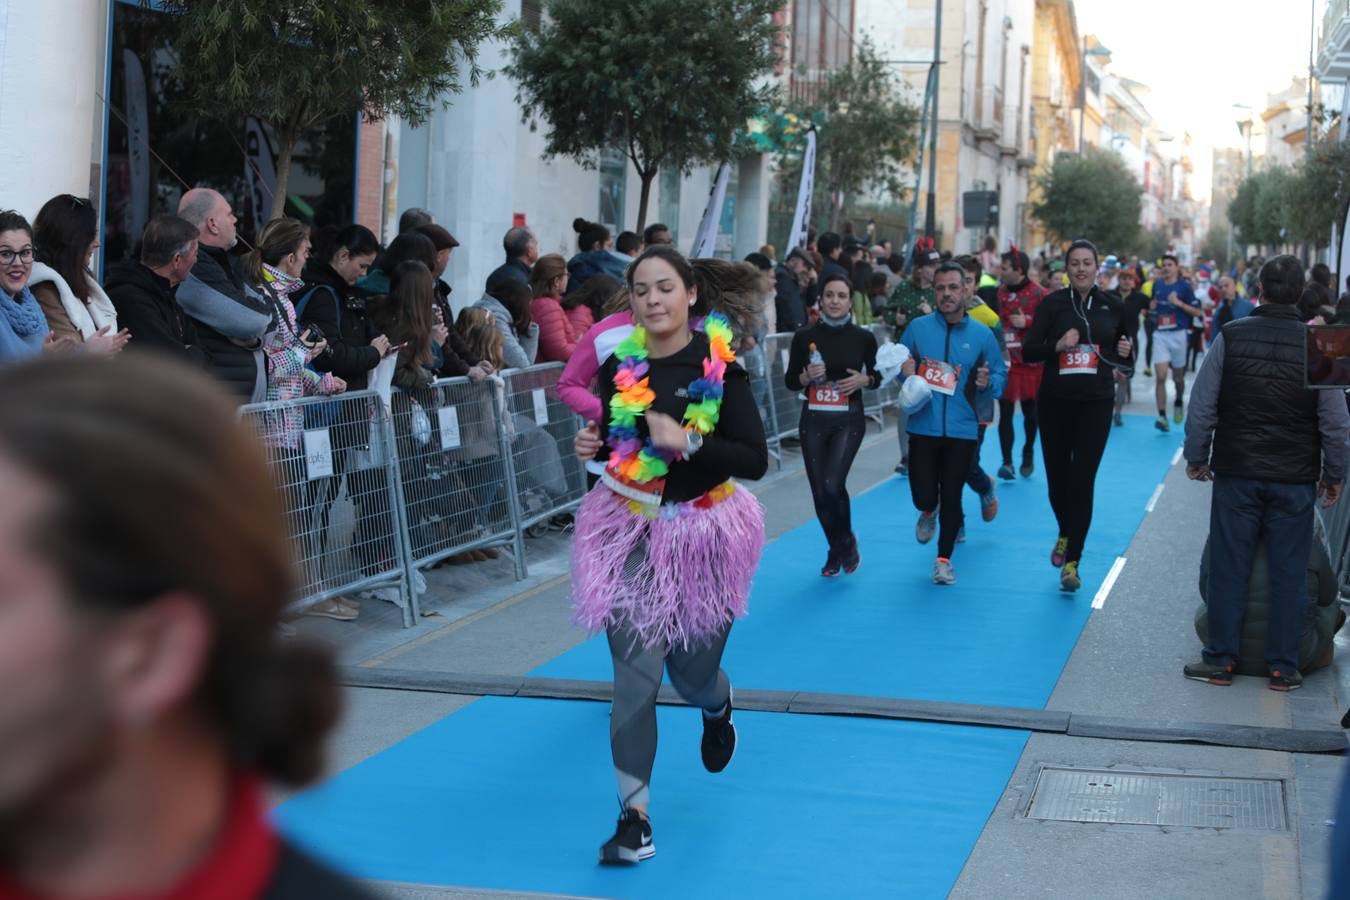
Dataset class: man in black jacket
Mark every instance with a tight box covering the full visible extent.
[774,248,811,333]
[175,188,273,403]
[485,226,537,293]
[105,214,202,364]
[1183,254,1350,691]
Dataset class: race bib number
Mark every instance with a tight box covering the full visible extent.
[807,383,850,412]
[602,464,665,509]
[1003,330,1022,350]
[1059,344,1099,375]
[919,358,958,396]
[1157,313,1177,329]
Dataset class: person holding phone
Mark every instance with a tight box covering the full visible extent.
[1183,255,1350,692]
[785,272,879,576]
[1021,239,1135,593]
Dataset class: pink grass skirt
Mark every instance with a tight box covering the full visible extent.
[571,480,765,650]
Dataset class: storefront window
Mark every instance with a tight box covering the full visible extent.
[598,147,627,233]
[104,1,357,263]
[658,167,681,240]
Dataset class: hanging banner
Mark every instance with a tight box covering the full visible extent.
[122,49,150,242]
[244,117,278,225]
[689,162,731,259]
[787,128,817,251]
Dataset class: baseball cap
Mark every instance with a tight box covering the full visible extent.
[913,247,942,266]
[1103,255,1120,271]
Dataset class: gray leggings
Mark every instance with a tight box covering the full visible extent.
[607,623,732,810]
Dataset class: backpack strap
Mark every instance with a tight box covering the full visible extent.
[294,284,341,330]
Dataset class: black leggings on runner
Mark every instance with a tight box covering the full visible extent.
[907,434,976,559]
[800,408,866,553]
[997,399,1038,467]
[1037,394,1115,564]
[607,623,732,810]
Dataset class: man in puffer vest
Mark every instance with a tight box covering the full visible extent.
[1183,254,1350,691]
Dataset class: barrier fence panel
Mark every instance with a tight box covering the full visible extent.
[391,376,526,578]
[763,332,802,443]
[740,344,783,467]
[500,364,589,558]
[240,389,415,625]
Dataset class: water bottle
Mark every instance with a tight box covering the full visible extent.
[808,342,825,384]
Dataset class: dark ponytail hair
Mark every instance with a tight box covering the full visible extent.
[573,217,611,253]
[626,245,765,332]
[0,353,340,786]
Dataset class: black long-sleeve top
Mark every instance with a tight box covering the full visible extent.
[1022,285,1135,401]
[596,332,768,503]
[784,321,881,412]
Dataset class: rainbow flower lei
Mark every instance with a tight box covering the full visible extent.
[605,311,736,484]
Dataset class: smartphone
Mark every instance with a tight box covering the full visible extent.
[1305,324,1350,388]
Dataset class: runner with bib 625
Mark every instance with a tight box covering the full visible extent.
[786,272,879,576]
[1022,239,1136,592]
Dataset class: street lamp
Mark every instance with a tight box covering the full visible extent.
[1078,39,1112,154]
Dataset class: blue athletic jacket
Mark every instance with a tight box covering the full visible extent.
[899,311,1007,441]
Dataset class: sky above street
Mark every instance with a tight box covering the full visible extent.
[1076,0,1319,202]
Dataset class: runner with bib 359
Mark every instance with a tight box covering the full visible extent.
[1022,239,1136,593]
[898,261,1007,585]
[786,273,880,576]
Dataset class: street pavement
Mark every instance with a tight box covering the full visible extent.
[286,363,1350,899]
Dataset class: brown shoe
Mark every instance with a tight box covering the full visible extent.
[480,547,500,559]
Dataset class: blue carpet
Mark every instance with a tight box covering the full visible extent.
[533,414,1182,709]
[275,415,1178,897]
[276,696,1029,898]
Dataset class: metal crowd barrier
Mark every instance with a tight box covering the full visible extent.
[240,390,417,626]
[246,352,919,628]
[1320,476,1350,596]
[388,376,526,579]
[499,364,589,543]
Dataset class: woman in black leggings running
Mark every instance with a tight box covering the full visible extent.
[1022,239,1136,592]
[785,273,880,575]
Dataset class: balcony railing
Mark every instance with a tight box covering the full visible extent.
[1324,0,1350,57]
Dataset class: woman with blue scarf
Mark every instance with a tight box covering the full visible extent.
[0,210,52,364]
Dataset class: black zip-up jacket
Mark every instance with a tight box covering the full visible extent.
[298,261,381,390]
[103,260,202,365]
[1023,285,1135,401]
[784,321,880,414]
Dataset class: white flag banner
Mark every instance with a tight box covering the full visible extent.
[689,162,731,258]
[244,117,278,225]
[787,129,817,251]
[122,50,151,243]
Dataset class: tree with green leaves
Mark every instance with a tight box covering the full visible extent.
[1228,167,1290,251]
[1031,149,1142,253]
[507,0,782,231]
[768,40,922,233]
[1284,138,1350,247]
[157,0,512,219]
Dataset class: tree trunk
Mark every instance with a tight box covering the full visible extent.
[270,132,296,221]
[636,166,657,233]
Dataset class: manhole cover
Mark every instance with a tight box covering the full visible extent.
[1025,766,1287,830]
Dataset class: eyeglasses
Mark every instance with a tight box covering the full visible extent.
[0,247,34,265]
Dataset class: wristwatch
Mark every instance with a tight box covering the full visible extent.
[683,430,705,459]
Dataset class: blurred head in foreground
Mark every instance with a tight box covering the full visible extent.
[0,353,351,897]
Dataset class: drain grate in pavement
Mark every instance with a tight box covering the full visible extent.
[1025,766,1287,830]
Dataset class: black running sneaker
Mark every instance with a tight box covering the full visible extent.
[1268,669,1303,692]
[701,693,737,773]
[841,537,861,574]
[1183,661,1233,686]
[599,808,654,866]
[821,550,842,577]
